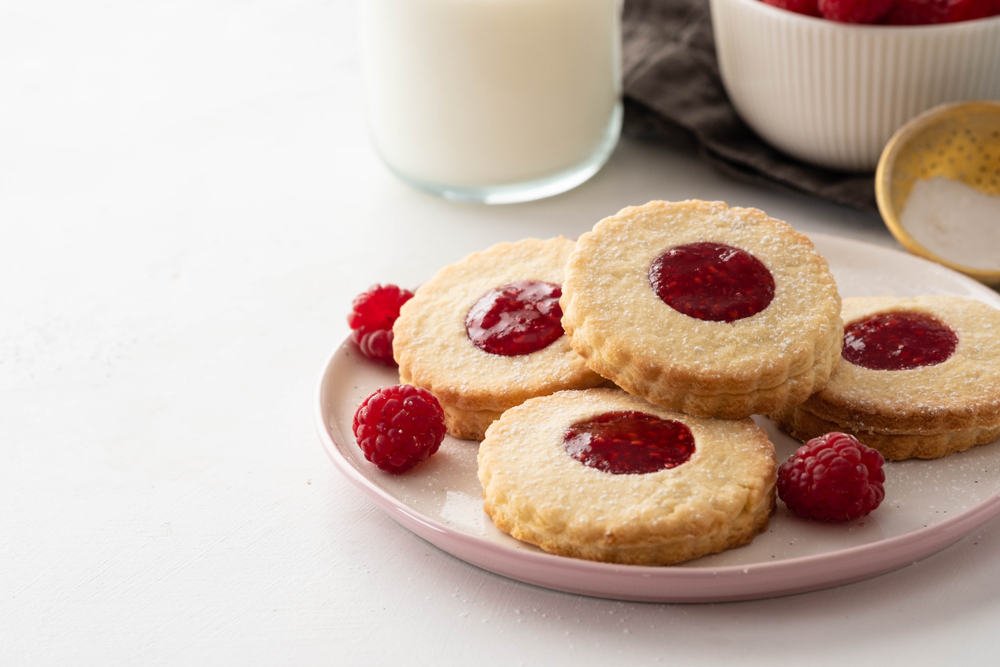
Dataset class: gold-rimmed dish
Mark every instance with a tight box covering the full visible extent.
[876,101,1000,288]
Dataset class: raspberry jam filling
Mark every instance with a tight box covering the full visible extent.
[842,311,958,371]
[648,242,775,323]
[563,411,695,475]
[466,280,564,356]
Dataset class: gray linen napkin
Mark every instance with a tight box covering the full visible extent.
[622,0,878,212]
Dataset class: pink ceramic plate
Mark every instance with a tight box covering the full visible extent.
[316,233,1000,602]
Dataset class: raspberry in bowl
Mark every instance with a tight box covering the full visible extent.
[710,0,1000,170]
[764,0,1000,25]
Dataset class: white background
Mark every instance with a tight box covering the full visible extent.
[3,1,998,665]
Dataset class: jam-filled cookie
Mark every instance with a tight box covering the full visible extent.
[393,237,605,440]
[478,388,777,565]
[771,296,1000,460]
[560,200,843,419]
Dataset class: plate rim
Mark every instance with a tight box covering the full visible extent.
[316,232,1000,602]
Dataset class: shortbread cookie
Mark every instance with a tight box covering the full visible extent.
[771,296,1000,460]
[478,388,776,565]
[393,237,605,440]
[560,200,842,419]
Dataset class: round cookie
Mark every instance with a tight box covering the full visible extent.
[771,296,1000,460]
[560,200,843,419]
[478,388,777,565]
[393,237,605,440]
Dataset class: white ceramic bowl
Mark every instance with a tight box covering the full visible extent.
[710,0,1000,171]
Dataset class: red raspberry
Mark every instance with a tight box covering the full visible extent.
[761,0,822,17]
[884,0,939,23]
[944,0,995,21]
[884,0,993,23]
[352,385,446,474]
[347,284,414,365]
[884,0,950,23]
[819,0,893,22]
[777,432,886,522]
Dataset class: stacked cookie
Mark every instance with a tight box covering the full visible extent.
[771,296,1000,460]
[559,200,843,420]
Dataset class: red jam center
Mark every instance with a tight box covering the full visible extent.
[466,280,564,356]
[563,411,695,475]
[842,311,958,371]
[648,242,775,323]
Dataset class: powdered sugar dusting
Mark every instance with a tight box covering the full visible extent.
[476,388,776,563]
[395,237,604,417]
[810,296,1000,430]
[562,200,842,396]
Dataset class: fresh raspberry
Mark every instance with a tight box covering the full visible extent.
[347,284,414,365]
[819,0,893,22]
[884,0,950,23]
[761,0,822,17]
[352,385,446,474]
[883,0,993,23]
[944,0,995,21]
[777,432,886,522]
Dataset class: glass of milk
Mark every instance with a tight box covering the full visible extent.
[359,0,622,204]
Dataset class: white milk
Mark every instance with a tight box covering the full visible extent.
[359,0,622,199]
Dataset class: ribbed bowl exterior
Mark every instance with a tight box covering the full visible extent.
[710,0,1000,171]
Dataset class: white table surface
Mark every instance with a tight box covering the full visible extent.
[5,1,1000,665]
